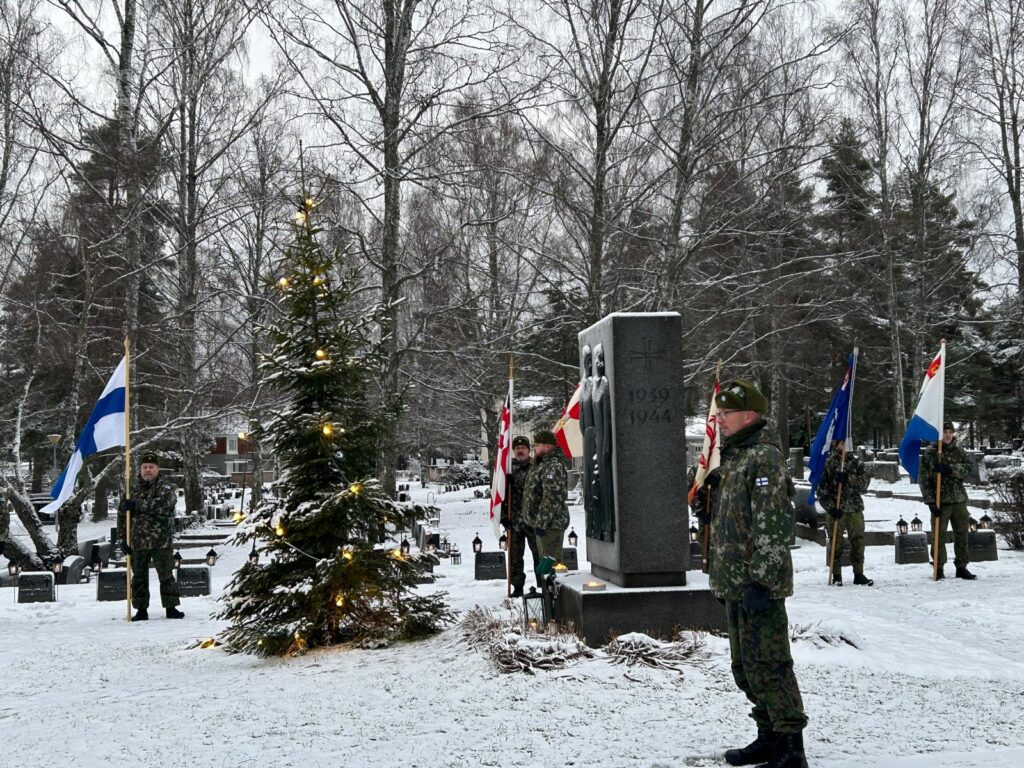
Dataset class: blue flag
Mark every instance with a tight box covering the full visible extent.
[807,354,855,507]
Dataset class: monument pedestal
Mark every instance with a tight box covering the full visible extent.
[556,573,726,645]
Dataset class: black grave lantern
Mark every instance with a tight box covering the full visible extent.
[911,515,923,533]
[689,523,699,543]
[522,586,545,633]
[248,543,259,566]
[969,517,978,533]
[206,548,218,567]
[7,560,19,577]
[400,538,411,556]
[979,514,993,530]
[450,548,462,565]
[896,516,909,536]
[498,533,507,551]
[472,533,483,554]
[50,558,63,575]
[172,550,183,569]
[567,528,578,547]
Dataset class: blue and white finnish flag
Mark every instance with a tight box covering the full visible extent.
[41,357,127,515]
[898,345,945,483]
[807,354,855,507]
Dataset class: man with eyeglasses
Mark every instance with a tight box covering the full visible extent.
[710,379,809,768]
[919,421,976,580]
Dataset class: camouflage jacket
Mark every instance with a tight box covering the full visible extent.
[501,458,532,529]
[118,475,177,550]
[816,451,870,515]
[919,439,970,505]
[522,452,570,532]
[709,420,795,601]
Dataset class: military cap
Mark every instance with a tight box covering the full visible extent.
[512,435,531,449]
[139,451,161,466]
[943,421,954,431]
[715,378,768,414]
[532,429,558,446]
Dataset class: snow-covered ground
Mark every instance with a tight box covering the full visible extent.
[2,480,1023,768]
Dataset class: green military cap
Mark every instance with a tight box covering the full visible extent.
[512,435,530,449]
[942,421,954,431]
[139,451,161,466]
[716,378,768,414]
[532,429,558,446]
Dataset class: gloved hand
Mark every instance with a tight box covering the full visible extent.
[933,462,951,477]
[828,507,843,521]
[835,471,848,485]
[741,583,771,614]
[122,543,133,556]
[118,498,138,513]
[928,503,941,518]
[704,470,721,489]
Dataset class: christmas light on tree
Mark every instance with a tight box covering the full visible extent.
[218,195,452,656]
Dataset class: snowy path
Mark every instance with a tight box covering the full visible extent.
[2,483,1023,767]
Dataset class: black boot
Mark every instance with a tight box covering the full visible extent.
[831,575,843,587]
[935,567,945,580]
[166,606,185,619]
[131,608,149,622]
[853,573,874,586]
[756,731,808,768]
[955,567,977,580]
[725,728,779,766]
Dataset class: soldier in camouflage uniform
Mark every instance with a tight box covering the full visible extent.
[817,442,873,586]
[710,379,809,768]
[521,430,569,574]
[919,421,976,580]
[118,452,184,621]
[501,435,539,597]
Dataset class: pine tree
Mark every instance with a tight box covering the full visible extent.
[218,196,454,656]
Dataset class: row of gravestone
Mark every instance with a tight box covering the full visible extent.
[14,566,213,604]
[827,530,999,566]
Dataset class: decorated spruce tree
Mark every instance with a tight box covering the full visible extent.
[218,196,452,656]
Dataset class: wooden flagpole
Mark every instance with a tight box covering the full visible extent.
[123,336,133,621]
[933,339,946,582]
[505,354,514,599]
[701,360,723,574]
[828,347,858,585]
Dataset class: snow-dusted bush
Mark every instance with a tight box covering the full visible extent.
[989,466,1024,550]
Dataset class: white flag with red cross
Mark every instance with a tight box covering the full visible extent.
[488,379,513,539]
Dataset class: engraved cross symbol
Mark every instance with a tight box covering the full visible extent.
[629,338,666,373]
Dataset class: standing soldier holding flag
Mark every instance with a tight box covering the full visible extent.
[918,422,976,580]
[688,363,722,573]
[817,441,873,586]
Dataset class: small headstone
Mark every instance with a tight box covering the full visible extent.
[560,547,579,571]
[175,566,211,596]
[895,532,929,564]
[97,570,129,601]
[58,555,86,585]
[17,572,55,603]
[823,534,852,568]
[474,551,507,581]
[687,540,701,570]
[397,492,409,502]
[789,448,805,480]
[874,489,893,498]
[865,461,899,483]
[968,530,998,562]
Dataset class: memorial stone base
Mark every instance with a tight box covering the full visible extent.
[967,530,998,562]
[895,532,929,564]
[556,573,727,646]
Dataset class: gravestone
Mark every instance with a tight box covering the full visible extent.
[559,547,579,571]
[824,534,852,568]
[895,532,929,564]
[791,487,818,529]
[175,566,211,596]
[865,462,900,483]
[967,530,998,562]
[966,451,984,484]
[578,312,688,586]
[17,572,55,603]
[97,570,129,601]
[687,540,702,570]
[789,448,805,480]
[474,551,506,581]
[58,555,86,585]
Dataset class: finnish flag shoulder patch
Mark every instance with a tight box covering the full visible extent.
[755,477,769,487]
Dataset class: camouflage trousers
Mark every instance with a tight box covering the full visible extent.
[829,509,865,578]
[933,501,970,568]
[533,527,565,568]
[507,527,539,589]
[726,598,808,734]
[131,548,181,610]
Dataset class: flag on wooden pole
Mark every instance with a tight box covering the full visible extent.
[488,377,513,540]
[688,378,721,504]
[553,383,582,459]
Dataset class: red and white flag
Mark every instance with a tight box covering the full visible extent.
[488,378,513,539]
[553,383,582,459]
[688,379,721,504]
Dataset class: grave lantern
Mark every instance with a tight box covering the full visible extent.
[7,560,19,577]
[969,517,978,533]
[472,533,483,554]
[172,550,183,569]
[522,586,545,632]
[689,523,699,543]
[498,533,507,551]
[450,548,462,565]
[979,514,993,530]
[567,528,578,547]
[51,558,63,575]
[896,516,909,536]
[400,538,411,556]
[911,515,923,533]
[248,543,259,566]
[206,548,218,567]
